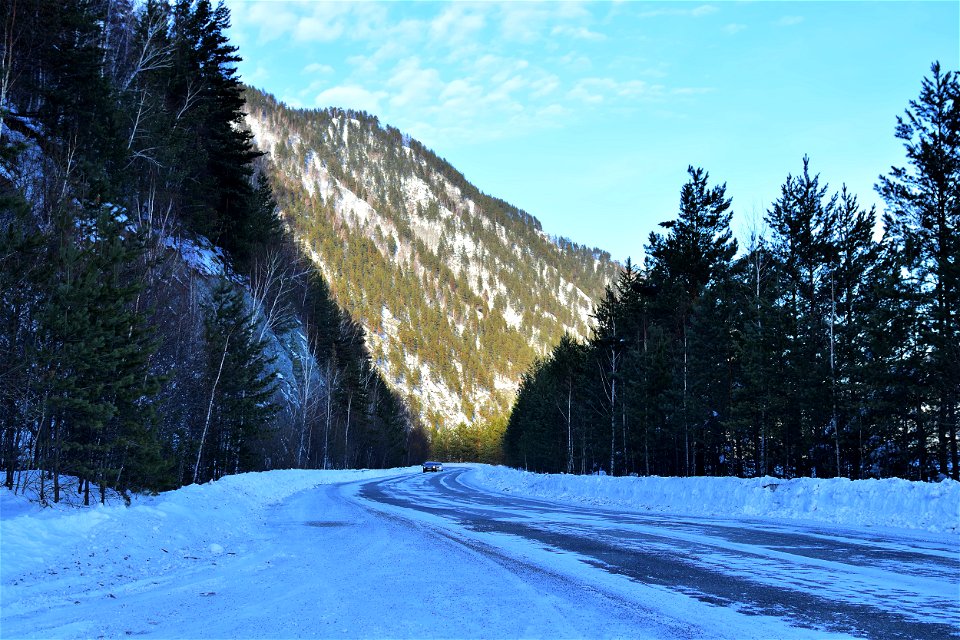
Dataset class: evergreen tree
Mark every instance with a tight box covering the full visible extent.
[169,0,261,261]
[30,0,126,203]
[765,157,837,477]
[550,334,589,474]
[590,260,649,475]
[825,188,878,477]
[876,61,960,480]
[1,0,414,494]
[38,204,160,504]
[645,166,737,475]
[687,270,741,476]
[195,281,278,483]
[0,144,45,489]
[727,235,787,477]
[80,208,166,501]
[504,359,560,472]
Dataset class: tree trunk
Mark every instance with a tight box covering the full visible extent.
[194,332,231,484]
[343,393,352,469]
[610,371,616,476]
[830,274,841,477]
[566,382,573,474]
[683,330,689,476]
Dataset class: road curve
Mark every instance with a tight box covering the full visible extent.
[357,467,960,640]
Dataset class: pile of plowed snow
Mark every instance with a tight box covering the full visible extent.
[465,466,960,533]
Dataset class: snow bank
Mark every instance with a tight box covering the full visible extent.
[0,468,410,583]
[465,467,960,534]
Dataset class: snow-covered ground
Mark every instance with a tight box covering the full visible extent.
[466,466,960,534]
[2,467,957,639]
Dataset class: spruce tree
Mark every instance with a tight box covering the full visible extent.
[825,188,878,477]
[765,157,837,477]
[195,281,278,483]
[169,0,261,260]
[646,166,737,476]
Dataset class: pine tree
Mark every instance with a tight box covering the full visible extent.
[549,334,588,474]
[860,236,930,479]
[0,158,45,490]
[687,269,740,475]
[876,61,960,480]
[38,204,160,504]
[728,235,787,477]
[82,207,165,501]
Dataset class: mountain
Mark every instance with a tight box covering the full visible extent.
[243,88,619,431]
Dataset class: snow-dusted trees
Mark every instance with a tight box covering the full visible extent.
[0,0,164,502]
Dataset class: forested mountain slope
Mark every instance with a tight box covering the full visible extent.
[243,88,618,431]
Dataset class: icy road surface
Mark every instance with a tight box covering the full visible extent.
[359,468,959,640]
[2,466,957,639]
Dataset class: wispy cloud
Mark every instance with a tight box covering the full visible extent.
[234,2,298,45]
[429,4,487,49]
[777,16,805,27]
[293,13,345,43]
[386,58,444,109]
[496,2,592,43]
[226,0,717,146]
[303,63,334,75]
[637,5,719,19]
[671,87,713,96]
[241,63,271,87]
[551,24,606,42]
[530,75,561,99]
[724,23,747,35]
[569,78,663,104]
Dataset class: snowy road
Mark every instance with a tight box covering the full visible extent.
[358,468,960,640]
[2,467,957,639]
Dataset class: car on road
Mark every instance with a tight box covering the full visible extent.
[422,461,443,473]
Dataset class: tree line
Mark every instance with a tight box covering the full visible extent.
[505,62,958,482]
[1,0,423,505]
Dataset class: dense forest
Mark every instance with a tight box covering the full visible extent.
[0,0,424,504]
[506,62,959,482]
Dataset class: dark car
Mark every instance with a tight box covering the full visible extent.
[422,461,443,473]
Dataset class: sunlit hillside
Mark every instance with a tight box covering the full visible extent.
[244,88,618,430]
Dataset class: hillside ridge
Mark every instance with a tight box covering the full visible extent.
[243,87,619,430]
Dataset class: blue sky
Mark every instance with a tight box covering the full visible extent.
[224,1,959,263]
